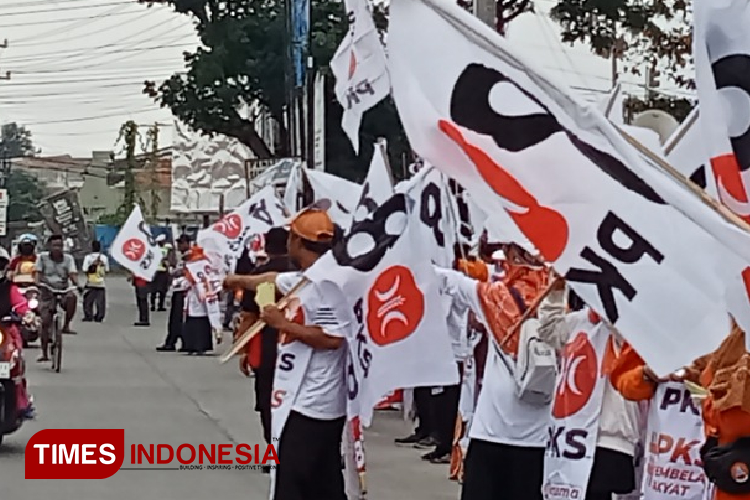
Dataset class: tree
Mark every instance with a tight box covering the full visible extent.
[140,0,350,158]
[0,122,37,158]
[6,169,44,223]
[100,121,143,226]
[140,0,407,182]
[549,0,693,89]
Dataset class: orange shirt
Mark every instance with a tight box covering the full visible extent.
[609,342,657,402]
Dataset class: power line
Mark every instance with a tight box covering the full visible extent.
[0,1,131,16]
[12,7,151,47]
[1,42,196,64]
[21,107,161,126]
[8,20,190,68]
[11,3,133,44]
[0,9,138,29]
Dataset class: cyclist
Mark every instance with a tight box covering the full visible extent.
[9,234,38,287]
[36,234,79,362]
[0,246,35,419]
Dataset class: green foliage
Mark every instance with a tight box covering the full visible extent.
[6,169,44,222]
[141,0,351,158]
[114,121,140,219]
[96,212,126,226]
[550,0,693,88]
[0,122,37,158]
[625,95,694,123]
[145,124,161,221]
[140,0,409,182]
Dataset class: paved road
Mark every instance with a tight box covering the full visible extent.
[0,278,460,500]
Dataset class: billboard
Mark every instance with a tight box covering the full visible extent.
[40,189,90,259]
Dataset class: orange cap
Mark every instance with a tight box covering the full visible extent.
[288,208,335,242]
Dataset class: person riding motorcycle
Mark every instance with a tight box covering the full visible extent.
[0,247,35,420]
[9,234,38,287]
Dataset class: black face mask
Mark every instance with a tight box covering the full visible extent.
[19,245,34,256]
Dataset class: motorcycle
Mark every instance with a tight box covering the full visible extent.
[0,314,25,446]
[17,286,40,348]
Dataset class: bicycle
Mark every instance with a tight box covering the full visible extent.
[38,284,77,373]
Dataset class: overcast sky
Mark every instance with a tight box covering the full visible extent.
[0,0,693,158]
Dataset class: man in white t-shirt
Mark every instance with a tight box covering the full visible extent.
[434,244,550,500]
[225,208,349,500]
[81,240,110,323]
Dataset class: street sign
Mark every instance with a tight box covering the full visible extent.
[0,188,8,236]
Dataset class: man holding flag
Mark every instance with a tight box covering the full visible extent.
[225,208,350,500]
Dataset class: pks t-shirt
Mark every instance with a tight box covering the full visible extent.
[276,272,349,420]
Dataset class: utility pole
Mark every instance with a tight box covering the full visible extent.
[0,40,10,187]
[0,39,10,81]
[611,36,624,88]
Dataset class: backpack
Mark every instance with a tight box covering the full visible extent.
[495,286,557,406]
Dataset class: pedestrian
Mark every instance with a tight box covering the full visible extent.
[81,240,109,323]
[157,234,192,352]
[234,228,296,462]
[432,243,550,500]
[224,208,349,500]
[181,245,220,355]
[131,273,150,327]
[151,234,174,312]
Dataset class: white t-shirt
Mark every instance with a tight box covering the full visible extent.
[434,266,549,447]
[276,272,349,420]
[82,252,110,287]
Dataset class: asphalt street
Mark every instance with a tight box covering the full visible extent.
[0,277,460,500]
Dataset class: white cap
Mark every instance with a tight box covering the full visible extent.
[156,234,167,242]
[491,249,505,261]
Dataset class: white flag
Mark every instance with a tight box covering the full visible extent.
[304,169,361,228]
[305,194,459,426]
[109,206,161,280]
[353,141,393,224]
[387,0,750,375]
[196,185,287,258]
[694,0,750,218]
[330,0,391,152]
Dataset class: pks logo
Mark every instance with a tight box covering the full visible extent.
[213,213,243,240]
[552,332,597,419]
[438,120,569,262]
[366,265,424,346]
[122,239,146,262]
[25,429,125,479]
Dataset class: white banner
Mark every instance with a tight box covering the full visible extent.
[330,0,391,152]
[388,0,750,375]
[306,193,459,426]
[543,324,609,500]
[109,205,161,280]
[196,185,287,258]
[642,382,706,500]
[184,258,223,331]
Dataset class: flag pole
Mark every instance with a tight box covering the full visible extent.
[218,278,309,363]
[615,126,750,234]
[663,108,699,156]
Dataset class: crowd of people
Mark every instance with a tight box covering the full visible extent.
[7,205,745,500]
[211,206,749,500]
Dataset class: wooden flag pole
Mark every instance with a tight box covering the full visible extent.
[218,278,309,363]
[615,126,750,235]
